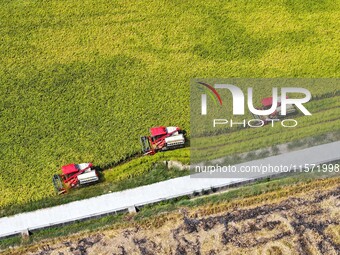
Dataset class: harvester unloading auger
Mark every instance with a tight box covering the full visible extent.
[140,126,186,155]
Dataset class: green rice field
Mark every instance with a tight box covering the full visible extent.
[0,0,339,212]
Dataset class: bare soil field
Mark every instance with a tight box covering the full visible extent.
[3,178,339,255]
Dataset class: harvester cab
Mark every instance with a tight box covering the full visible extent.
[52,163,99,194]
[140,126,185,155]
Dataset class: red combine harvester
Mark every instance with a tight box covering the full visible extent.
[52,163,99,194]
[140,126,185,155]
[252,97,296,125]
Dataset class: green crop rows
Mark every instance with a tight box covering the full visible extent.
[0,0,339,212]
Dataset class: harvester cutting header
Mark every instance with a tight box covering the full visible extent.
[140,126,185,155]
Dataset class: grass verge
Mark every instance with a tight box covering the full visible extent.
[0,162,189,218]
